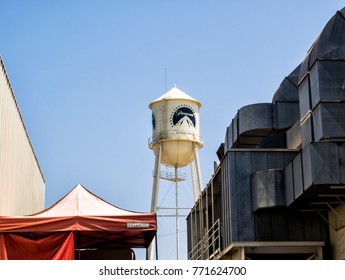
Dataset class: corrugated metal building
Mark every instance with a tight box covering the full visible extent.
[0,57,45,215]
[187,7,345,260]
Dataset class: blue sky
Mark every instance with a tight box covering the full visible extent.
[1,0,344,259]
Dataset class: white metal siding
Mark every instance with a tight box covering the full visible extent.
[0,57,45,215]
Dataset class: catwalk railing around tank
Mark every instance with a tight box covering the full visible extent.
[148,131,203,147]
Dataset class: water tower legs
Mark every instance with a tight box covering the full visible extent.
[175,166,180,260]
[148,143,161,260]
[190,161,198,202]
[148,142,203,260]
[190,144,203,202]
[151,143,162,213]
[194,143,203,194]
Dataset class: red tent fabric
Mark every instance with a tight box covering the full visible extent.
[0,184,157,260]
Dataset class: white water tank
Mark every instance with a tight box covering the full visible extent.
[149,85,203,167]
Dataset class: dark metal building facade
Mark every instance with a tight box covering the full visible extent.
[187,8,345,260]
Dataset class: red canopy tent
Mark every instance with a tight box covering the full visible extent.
[0,184,157,260]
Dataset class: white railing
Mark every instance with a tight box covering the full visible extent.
[189,219,221,260]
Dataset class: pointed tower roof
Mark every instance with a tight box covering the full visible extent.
[149,85,201,108]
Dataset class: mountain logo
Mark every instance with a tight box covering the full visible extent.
[152,112,156,130]
[170,105,196,128]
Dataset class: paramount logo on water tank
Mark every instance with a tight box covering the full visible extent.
[171,106,196,128]
[175,110,194,117]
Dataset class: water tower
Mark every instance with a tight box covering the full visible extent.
[148,85,203,259]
